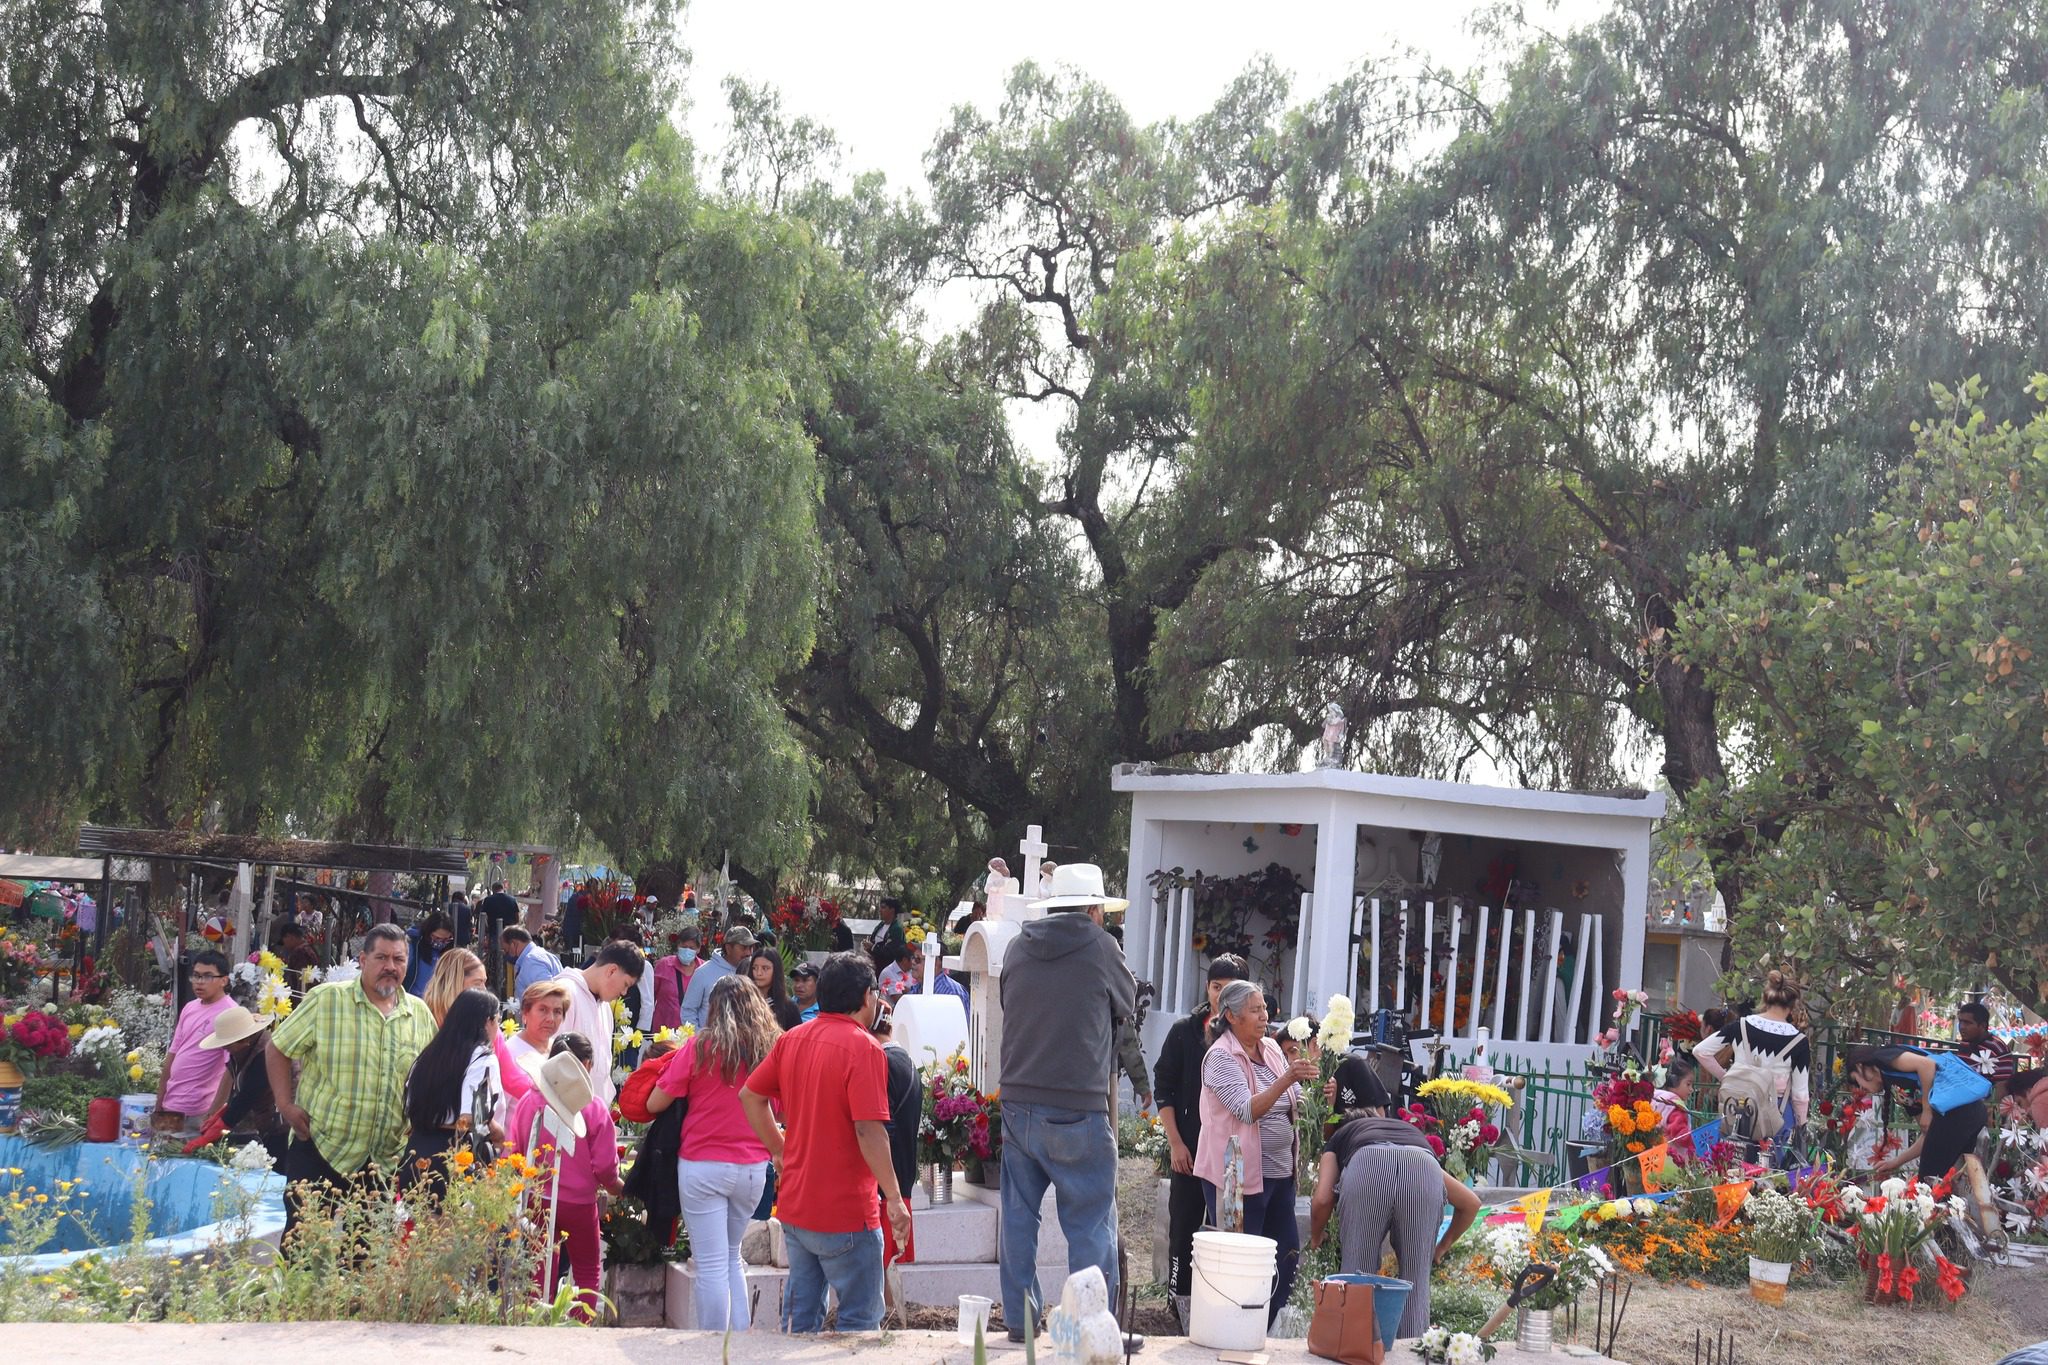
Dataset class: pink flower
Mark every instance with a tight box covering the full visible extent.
[1427,1134,1446,1157]
[1480,1124,1500,1144]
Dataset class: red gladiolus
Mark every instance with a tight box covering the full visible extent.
[1897,1264,1920,1302]
[1876,1252,1894,1296]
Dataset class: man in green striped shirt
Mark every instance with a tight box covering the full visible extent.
[267,922,436,1241]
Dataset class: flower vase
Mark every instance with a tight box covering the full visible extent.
[1748,1256,1792,1306]
[1515,1305,1553,1352]
[0,1059,22,1136]
[926,1162,955,1206]
[1861,1257,1906,1307]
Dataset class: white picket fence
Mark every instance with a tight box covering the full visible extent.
[1147,887,1604,1051]
[1350,895,1604,1050]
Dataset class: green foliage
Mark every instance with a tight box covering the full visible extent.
[1677,379,2048,1013]
[0,1,820,870]
[1423,1275,1505,1338]
[20,1071,126,1125]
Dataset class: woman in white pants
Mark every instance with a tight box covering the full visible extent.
[646,975,782,1329]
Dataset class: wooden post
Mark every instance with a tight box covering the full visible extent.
[1396,901,1410,1012]
[1445,904,1463,1040]
[1420,900,1436,1034]
[1490,905,1513,1041]
[1469,904,1491,1038]
[1539,908,1565,1044]
[1366,898,1381,1014]
[1516,908,1537,1043]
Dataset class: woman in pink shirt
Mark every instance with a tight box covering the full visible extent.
[646,974,780,1330]
[650,927,702,1031]
[157,950,236,1137]
[510,1032,621,1321]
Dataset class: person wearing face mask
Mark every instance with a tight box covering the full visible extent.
[406,910,457,997]
[266,922,436,1243]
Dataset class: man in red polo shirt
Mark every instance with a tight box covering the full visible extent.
[741,951,911,1332]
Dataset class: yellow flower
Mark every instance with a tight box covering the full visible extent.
[128,1064,144,1081]
[629,1030,644,1047]
[125,1049,140,1063]
[68,1023,84,1040]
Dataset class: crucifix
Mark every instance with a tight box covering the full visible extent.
[1017,824,1048,901]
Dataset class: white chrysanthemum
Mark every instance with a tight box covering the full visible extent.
[1582,1244,1616,1274]
[230,1142,276,1173]
[1421,1326,1450,1352]
[1879,1177,1907,1199]
[1632,1197,1658,1217]
[1286,1016,1313,1042]
[1446,1333,1483,1365]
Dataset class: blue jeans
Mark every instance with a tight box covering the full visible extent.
[1000,1101,1119,1336]
[781,1222,884,1333]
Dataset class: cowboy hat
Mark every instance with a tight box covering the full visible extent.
[1028,862,1129,913]
[533,1051,592,1139]
[197,1005,272,1050]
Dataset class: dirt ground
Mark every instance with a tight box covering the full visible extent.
[1105,1158,2044,1364]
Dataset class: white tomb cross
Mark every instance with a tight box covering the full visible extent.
[962,822,1054,1091]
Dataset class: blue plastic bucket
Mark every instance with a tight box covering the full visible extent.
[1325,1273,1412,1348]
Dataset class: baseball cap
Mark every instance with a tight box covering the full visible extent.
[724,926,756,947]
[790,962,818,980]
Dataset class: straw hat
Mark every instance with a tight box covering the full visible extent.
[533,1050,592,1138]
[1027,862,1129,913]
[197,1005,272,1050]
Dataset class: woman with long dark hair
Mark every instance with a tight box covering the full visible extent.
[646,975,780,1330]
[1843,1042,1992,1182]
[407,910,456,996]
[401,987,505,1194]
[749,949,802,1030]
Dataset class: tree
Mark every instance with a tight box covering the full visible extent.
[1675,378,2048,1016]
[0,2,820,864]
[1338,0,2048,914]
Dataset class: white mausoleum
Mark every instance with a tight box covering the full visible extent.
[1116,765,1667,1072]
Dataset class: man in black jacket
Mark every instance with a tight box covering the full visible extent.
[1152,953,1248,1329]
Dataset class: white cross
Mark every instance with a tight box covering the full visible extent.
[1018,823,1048,891]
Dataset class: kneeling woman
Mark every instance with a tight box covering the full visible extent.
[1308,1056,1480,1340]
[1843,1043,1991,1182]
[1195,980,1318,1324]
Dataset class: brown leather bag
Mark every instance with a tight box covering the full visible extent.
[1307,1278,1387,1365]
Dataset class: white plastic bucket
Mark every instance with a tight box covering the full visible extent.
[1189,1230,1277,1350]
[957,1293,994,1345]
[118,1093,155,1147]
[1748,1255,1792,1306]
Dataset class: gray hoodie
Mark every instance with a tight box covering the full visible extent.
[999,911,1138,1113]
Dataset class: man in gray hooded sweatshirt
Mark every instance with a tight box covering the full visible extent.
[997,862,1138,1342]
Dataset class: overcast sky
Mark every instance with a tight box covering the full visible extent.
[677,0,1609,192]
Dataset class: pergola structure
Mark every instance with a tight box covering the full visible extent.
[1115,765,1667,1072]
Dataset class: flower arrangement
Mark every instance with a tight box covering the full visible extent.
[1593,987,1649,1050]
[1413,1325,1494,1364]
[1834,1175,1971,1304]
[1474,1225,1614,1309]
[1118,1110,1167,1166]
[1,1010,73,1073]
[768,894,843,951]
[230,952,296,1022]
[1987,1120,2048,1239]
[1400,1077,1511,1183]
[1662,1009,1702,1050]
[1744,1187,1822,1264]
[920,1048,988,1166]
[1291,996,1355,1187]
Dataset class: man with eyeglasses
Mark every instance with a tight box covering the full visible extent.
[155,949,236,1139]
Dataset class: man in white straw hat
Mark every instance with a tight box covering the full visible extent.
[997,861,1138,1343]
